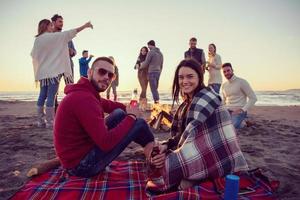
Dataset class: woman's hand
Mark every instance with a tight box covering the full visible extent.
[151,153,166,169]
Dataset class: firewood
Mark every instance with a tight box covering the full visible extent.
[27,157,60,177]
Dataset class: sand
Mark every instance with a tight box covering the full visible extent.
[0,100,299,200]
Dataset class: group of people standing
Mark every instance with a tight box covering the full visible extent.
[134,37,257,129]
[31,15,256,193]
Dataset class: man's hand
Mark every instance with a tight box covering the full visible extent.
[85,21,93,29]
[127,105,141,118]
[89,54,94,58]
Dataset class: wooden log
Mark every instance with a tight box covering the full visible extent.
[27,157,60,177]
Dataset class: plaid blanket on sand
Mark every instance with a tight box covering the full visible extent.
[12,161,278,200]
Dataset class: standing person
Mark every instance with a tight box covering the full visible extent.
[221,63,257,129]
[134,46,149,109]
[184,37,206,72]
[54,57,155,178]
[51,14,77,81]
[106,56,119,101]
[31,19,93,128]
[149,59,248,191]
[206,43,222,93]
[51,14,77,112]
[79,50,94,78]
[140,40,163,104]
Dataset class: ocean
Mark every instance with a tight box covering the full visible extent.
[1,89,300,106]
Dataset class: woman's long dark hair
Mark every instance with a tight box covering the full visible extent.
[138,46,148,62]
[36,19,51,37]
[172,58,205,106]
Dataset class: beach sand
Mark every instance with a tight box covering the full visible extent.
[0,100,299,199]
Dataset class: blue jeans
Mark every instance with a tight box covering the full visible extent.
[230,110,247,129]
[37,80,60,107]
[208,83,221,94]
[148,72,161,102]
[68,109,154,177]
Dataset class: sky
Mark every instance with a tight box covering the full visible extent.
[0,0,299,92]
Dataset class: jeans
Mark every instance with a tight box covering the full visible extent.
[68,108,154,177]
[138,69,148,99]
[37,80,60,107]
[208,83,221,94]
[106,84,117,100]
[148,72,161,102]
[229,110,247,129]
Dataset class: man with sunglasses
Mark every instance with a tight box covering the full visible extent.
[54,57,155,177]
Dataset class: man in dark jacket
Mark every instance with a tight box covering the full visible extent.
[54,57,154,177]
[184,37,206,72]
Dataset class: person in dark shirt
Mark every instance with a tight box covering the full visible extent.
[184,37,206,72]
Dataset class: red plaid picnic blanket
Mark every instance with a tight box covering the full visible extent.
[12,161,279,200]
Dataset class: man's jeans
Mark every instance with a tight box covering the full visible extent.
[68,109,154,177]
[148,72,161,102]
[230,110,247,129]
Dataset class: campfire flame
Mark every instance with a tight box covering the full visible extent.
[149,103,172,129]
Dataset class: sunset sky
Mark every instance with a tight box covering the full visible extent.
[0,0,299,92]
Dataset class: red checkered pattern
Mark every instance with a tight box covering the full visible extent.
[12,161,278,200]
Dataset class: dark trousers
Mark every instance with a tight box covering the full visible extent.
[68,109,154,177]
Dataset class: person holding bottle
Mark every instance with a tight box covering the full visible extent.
[147,59,248,192]
[54,56,155,178]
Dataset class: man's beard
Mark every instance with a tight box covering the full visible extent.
[55,27,62,32]
[226,73,234,80]
[91,79,107,92]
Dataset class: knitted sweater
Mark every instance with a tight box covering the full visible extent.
[207,53,222,84]
[31,29,77,84]
[222,75,257,111]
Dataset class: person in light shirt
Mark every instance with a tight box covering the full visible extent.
[206,43,222,93]
[221,63,257,129]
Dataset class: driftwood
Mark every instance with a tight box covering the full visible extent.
[27,157,60,177]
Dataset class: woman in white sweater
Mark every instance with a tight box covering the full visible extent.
[31,19,93,128]
[206,43,222,93]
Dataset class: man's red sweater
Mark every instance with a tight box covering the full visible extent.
[54,78,135,169]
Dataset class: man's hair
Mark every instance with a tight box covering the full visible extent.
[82,50,88,55]
[147,40,155,46]
[51,14,63,22]
[190,37,197,42]
[222,62,233,69]
[91,57,114,69]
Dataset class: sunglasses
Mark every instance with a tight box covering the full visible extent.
[97,68,115,79]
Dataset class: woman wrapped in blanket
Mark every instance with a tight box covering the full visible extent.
[149,58,248,191]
